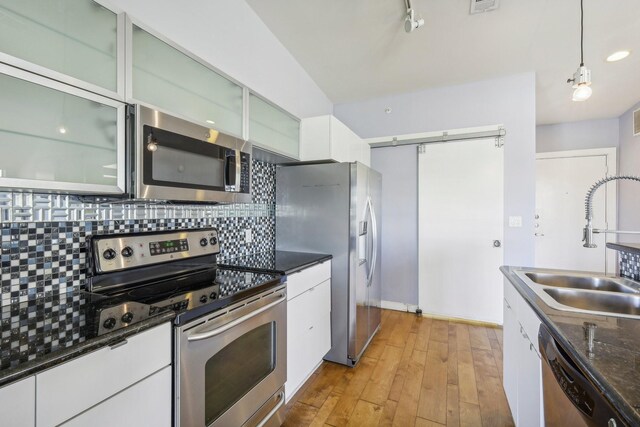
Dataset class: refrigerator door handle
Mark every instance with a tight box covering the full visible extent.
[367,196,378,287]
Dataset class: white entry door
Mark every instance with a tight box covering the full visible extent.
[418,138,504,324]
[535,148,617,273]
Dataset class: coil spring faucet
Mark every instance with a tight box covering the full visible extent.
[583,175,640,248]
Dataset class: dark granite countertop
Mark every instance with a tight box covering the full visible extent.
[219,250,332,275]
[0,290,175,388]
[501,266,640,425]
[607,242,640,255]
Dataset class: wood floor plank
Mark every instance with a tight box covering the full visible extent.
[430,319,449,344]
[446,384,460,427]
[283,402,319,427]
[473,346,514,427]
[468,325,492,350]
[361,345,404,405]
[414,317,433,351]
[366,340,387,360]
[455,324,472,352]
[417,341,449,424]
[392,349,427,426]
[299,362,347,408]
[416,417,446,427]
[388,313,416,348]
[447,323,459,386]
[379,400,398,427]
[388,332,417,402]
[345,400,384,427]
[309,393,341,427]
[494,327,504,348]
[325,357,378,426]
[457,350,479,405]
[459,402,483,427]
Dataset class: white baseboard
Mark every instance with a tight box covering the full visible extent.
[381,300,420,313]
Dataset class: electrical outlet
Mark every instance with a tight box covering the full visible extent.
[245,229,252,243]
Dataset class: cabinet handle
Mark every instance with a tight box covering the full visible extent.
[109,339,128,350]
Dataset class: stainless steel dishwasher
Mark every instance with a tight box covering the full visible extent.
[539,324,626,426]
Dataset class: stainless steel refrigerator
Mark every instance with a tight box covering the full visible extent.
[276,162,381,366]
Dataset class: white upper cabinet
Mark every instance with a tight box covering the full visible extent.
[300,115,370,166]
[0,0,121,97]
[249,93,300,159]
[0,65,126,194]
[130,24,244,137]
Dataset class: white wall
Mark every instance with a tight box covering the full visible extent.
[335,73,536,306]
[103,0,332,119]
[618,101,640,242]
[536,119,619,153]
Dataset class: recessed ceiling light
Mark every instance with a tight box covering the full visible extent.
[606,50,630,62]
[58,126,67,134]
[206,119,215,125]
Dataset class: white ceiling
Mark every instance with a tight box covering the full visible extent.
[246,0,640,125]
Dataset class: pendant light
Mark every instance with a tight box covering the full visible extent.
[567,0,592,101]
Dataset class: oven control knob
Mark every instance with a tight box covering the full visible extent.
[209,237,218,246]
[121,246,134,258]
[103,249,117,260]
[199,295,208,304]
[103,317,117,329]
[210,291,217,300]
[121,312,134,324]
[200,238,208,247]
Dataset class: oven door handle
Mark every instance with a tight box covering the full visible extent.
[256,390,285,427]
[187,292,286,342]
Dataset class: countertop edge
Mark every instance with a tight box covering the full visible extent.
[606,242,640,255]
[283,254,333,275]
[0,310,175,388]
[500,266,640,426]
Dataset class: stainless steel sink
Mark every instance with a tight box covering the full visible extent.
[543,288,640,317]
[515,269,640,319]
[524,272,639,294]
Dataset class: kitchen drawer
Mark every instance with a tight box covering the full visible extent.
[503,278,518,308]
[286,260,331,300]
[309,279,332,361]
[36,322,171,427]
[0,376,35,427]
[60,366,171,427]
[518,295,542,353]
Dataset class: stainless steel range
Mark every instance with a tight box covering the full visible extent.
[86,228,286,427]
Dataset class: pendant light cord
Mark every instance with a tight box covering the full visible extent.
[580,0,584,66]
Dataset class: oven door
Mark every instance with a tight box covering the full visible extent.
[176,287,287,427]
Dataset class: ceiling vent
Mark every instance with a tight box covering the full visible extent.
[634,109,640,136]
[470,0,500,14]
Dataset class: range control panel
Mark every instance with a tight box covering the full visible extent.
[93,228,220,273]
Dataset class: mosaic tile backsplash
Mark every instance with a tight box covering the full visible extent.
[0,160,276,303]
[619,251,640,281]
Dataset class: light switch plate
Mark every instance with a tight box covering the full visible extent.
[245,229,252,243]
[508,216,523,227]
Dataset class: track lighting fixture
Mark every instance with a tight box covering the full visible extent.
[404,0,424,33]
[566,0,592,101]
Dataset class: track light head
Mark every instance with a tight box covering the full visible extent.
[404,7,424,33]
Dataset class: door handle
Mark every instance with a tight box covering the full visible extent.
[367,196,378,287]
[493,240,502,248]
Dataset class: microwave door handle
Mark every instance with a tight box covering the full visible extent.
[224,151,235,188]
[235,149,242,192]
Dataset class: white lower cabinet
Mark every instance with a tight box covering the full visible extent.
[285,261,332,402]
[61,366,171,427]
[36,322,172,427]
[503,279,543,427]
[0,376,36,427]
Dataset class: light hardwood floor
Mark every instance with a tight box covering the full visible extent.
[283,309,514,427]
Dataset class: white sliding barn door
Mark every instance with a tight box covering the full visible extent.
[535,148,617,274]
[418,139,504,324]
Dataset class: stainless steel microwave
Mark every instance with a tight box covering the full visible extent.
[132,105,251,203]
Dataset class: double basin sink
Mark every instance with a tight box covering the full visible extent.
[515,270,640,319]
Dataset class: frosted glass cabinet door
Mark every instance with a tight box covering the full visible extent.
[131,25,243,137]
[0,0,119,93]
[249,94,300,159]
[0,67,125,194]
